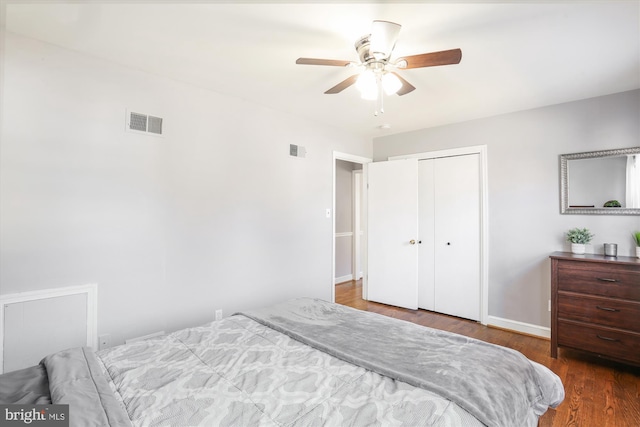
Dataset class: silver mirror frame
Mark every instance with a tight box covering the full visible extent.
[560,147,640,215]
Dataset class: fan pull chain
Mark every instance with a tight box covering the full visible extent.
[374,74,384,116]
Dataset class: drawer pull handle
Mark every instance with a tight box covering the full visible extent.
[596,305,620,312]
[596,277,618,283]
[596,335,619,342]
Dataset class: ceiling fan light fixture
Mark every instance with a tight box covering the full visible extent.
[369,20,402,60]
[295,19,462,113]
[356,69,378,100]
[382,72,402,95]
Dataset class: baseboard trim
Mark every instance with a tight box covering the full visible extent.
[487,315,550,339]
[334,274,353,285]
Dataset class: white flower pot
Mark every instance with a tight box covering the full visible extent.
[571,243,586,255]
[636,246,640,258]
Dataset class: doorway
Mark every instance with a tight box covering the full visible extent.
[332,152,371,303]
[335,160,363,284]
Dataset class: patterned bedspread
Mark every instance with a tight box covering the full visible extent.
[24,298,562,426]
[97,314,484,426]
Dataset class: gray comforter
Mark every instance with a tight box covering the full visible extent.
[42,347,132,427]
[5,298,564,426]
[240,298,564,427]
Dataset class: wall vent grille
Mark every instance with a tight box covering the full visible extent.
[289,144,306,158]
[147,116,163,135]
[126,110,163,136]
[129,112,148,132]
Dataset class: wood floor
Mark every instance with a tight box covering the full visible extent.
[335,280,640,427]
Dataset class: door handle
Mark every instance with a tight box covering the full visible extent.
[410,239,416,245]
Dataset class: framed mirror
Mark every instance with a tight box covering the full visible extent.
[560,147,640,215]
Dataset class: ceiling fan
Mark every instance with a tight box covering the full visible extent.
[296,20,462,114]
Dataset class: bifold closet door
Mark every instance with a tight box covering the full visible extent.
[432,154,480,321]
[417,160,436,311]
[367,159,419,310]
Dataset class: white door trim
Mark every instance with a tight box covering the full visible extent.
[389,145,489,325]
[352,170,363,282]
[332,152,372,304]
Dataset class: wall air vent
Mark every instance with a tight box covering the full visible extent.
[289,144,306,158]
[126,110,164,136]
[147,116,163,135]
[129,112,148,132]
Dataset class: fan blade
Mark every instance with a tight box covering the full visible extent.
[391,72,416,96]
[397,48,462,69]
[325,74,359,94]
[370,20,402,60]
[296,58,352,67]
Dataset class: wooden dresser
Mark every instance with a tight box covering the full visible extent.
[550,251,640,366]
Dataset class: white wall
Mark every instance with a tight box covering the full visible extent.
[0,33,370,346]
[373,90,640,329]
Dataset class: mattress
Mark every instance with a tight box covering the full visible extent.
[0,298,564,427]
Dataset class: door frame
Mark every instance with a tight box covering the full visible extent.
[352,169,363,282]
[390,145,489,325]
[332,152,372,304]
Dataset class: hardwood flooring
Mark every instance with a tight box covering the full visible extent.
[335,280,640,427]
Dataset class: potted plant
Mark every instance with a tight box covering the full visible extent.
[603,200,622,208]
[634,231,640,258]
[566,228,594,254]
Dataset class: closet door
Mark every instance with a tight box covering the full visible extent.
[433,154,480,321]
[367,159,419,310]
[417,160,435,311]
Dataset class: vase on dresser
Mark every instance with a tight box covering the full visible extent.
[636,246,640,258]
[570,243,586,254]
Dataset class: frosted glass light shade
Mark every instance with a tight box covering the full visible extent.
[382,72,402,95]
[370,20,402,60]
[356,70,378,100]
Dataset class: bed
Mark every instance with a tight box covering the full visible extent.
[0,298,564,426]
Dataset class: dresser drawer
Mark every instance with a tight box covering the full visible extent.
[558,293,640,332]
[557,319,640,365]
[557,262,640,299]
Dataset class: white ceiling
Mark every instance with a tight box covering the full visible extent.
[5,1,640,139]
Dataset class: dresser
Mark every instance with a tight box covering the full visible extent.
[550,252,640,366]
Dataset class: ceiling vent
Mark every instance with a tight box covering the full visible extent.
[126,110,163,136]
